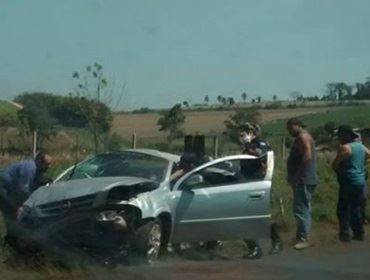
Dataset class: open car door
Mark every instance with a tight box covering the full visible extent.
[171,152,273,243]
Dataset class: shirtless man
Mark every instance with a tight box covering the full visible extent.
[286,118,317,250]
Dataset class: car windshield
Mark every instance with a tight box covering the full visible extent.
[58,151,169,183]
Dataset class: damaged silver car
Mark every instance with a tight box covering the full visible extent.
[16,149,273,264]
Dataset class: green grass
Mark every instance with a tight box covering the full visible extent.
[264,105,370,227]
[0,100,18,112]
[262,104,370,136]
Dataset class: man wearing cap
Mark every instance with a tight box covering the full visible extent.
[332,125,370,242]
[0,151,52,246]
[240,123,283,259]
[286,118,317,250]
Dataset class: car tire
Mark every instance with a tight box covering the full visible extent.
[131,219,163,265]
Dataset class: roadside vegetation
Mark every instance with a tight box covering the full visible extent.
[1,106,369,279]
[1,79,370,277]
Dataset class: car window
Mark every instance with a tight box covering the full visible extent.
[180,158,266,190]
[57,151,169,183]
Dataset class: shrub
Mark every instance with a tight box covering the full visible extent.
[107,132,126,151]
[264,102,282,110]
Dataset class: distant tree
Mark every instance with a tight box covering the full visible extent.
[290,91,303,102]
[325,83,338,101]
[14,92,112,133]
[342,83,353,100]
[221,97,227,105]
[324,82,353,101]
[251,98,256,103]
[204,95,209,104]
[228,97,235,106]
[132,107,153,114]
[354,83,367,99]
[217,95,223,104]
[256,96,262,103]
[297,95,306,102]
[241,92,247,103]
[72,63,109,103]
[272,95,277,102]
[14,92,63,110]
[18,105,57,147]
[183,101,189,108]
[107,132,125,151]
[336,82,353,100]
[0,104,18,154]
[338,78,370,100]
[224,108,262,144]
[72,63,114,153]
[306,96,320,101]
[157,104,186,142]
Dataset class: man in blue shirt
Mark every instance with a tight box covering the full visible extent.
[0,151,52,246]
[332,125,370,242]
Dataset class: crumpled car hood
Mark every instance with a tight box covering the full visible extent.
[25,177,156,207]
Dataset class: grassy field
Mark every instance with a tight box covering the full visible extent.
[0,100,19,112]
[112,106,350,139]
[262,104,370,136]
[0,104,350,160]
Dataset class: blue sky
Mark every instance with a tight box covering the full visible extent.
[1,0,370,110]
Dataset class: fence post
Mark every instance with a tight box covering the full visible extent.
[131,133,137,149]
[75,134,80,161]
[0,132,4,156]
[282,135,286,159]
[213,135,219,159]
[32,130,37,157]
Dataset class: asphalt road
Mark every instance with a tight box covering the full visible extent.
[102,241,370,280]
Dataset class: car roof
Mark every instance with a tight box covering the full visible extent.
[124,148,180,162]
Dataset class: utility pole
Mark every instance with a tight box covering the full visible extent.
[32,131,37,157]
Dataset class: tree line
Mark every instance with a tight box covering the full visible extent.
[179,77,370,108]
[0,63,116,155]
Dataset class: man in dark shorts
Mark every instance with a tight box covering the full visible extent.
[286,118,317,250]
[240,123,283,259]
[332,125,370,242]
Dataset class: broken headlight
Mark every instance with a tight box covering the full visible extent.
[96,210,120,222]
[96,210,128,231]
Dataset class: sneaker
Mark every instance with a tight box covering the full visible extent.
[243,245,263,260]
[269,241,283,255]
[294,239,310,250]
[339,234,351,243]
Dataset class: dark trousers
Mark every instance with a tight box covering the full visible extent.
[245,222,281,249]
[337,186,365,239]
[361,186,368,224]
[0,184,26,246]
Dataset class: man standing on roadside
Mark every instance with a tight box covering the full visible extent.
[0,151,52,246]
[286,118,317,250]
[332,125,370,242]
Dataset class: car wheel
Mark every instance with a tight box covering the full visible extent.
[132,219,163,264]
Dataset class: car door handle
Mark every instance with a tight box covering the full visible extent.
[249,191,265,200]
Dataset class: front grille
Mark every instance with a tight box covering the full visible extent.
[30,214,129,254]
[38,194,96,216]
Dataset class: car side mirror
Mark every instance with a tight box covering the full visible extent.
[182,174,203,189]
